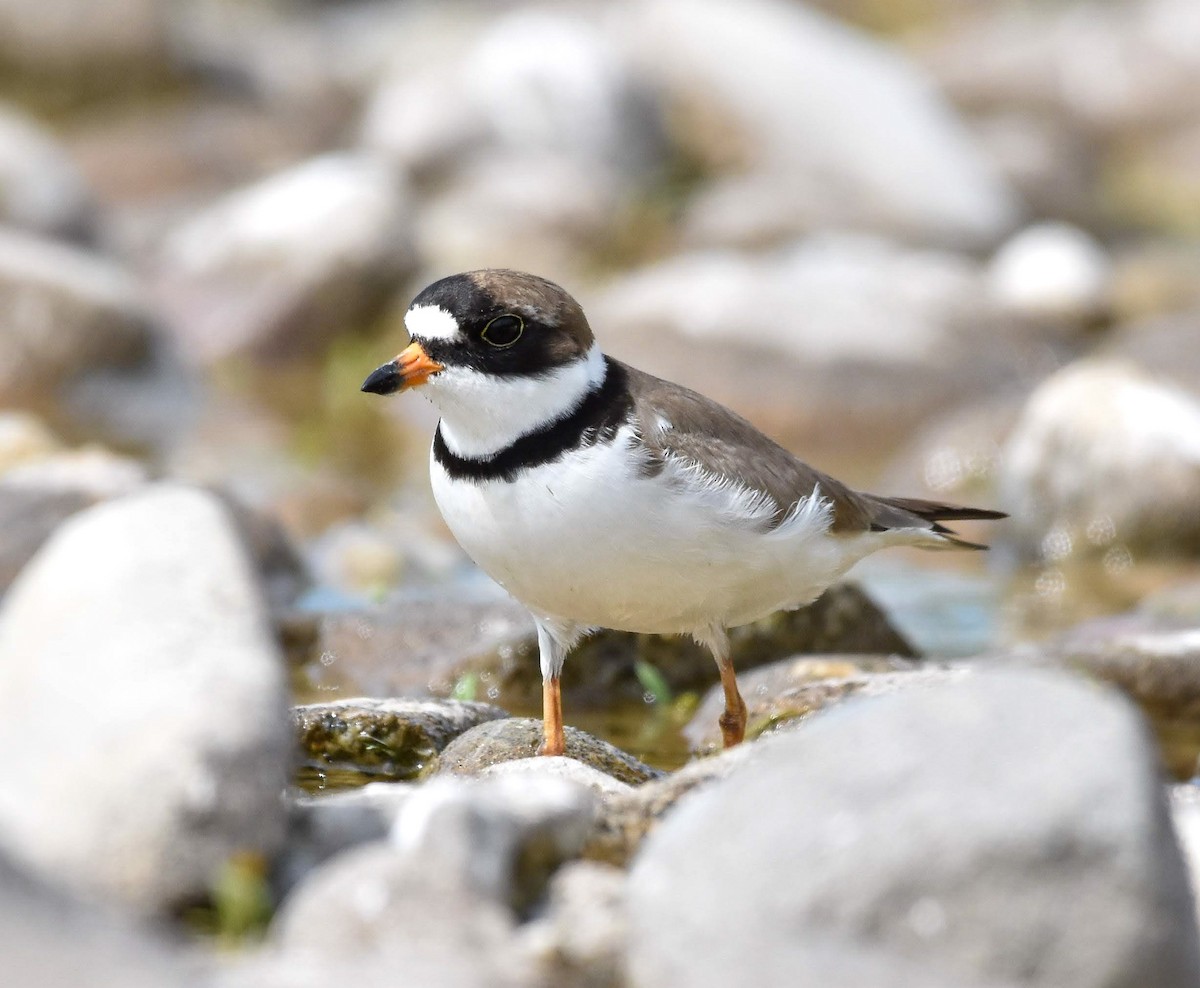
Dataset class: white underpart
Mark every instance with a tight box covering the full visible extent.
[405,303,461,341]
[431,420,902,646]
[428,343,607,459]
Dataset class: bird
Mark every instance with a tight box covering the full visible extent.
[362,269,1005,756]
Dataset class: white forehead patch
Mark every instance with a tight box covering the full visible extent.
[405,304,461,342]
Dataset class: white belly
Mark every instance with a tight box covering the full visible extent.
[429,427,873,635]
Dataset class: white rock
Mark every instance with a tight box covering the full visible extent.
[1000,360,1200,559]
[626,0,1019,248]
[0,484,291,914]
[595,235,984,366]
[156,153,414,361]
[0,103,93,239]
[988,222,1112,322]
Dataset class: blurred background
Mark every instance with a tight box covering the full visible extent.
[2,0,1200,705]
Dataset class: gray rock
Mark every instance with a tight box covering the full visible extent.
[154,153,414,362]
[2,852,193,988]
[391,774,599,915]
[215,487,310,615]
[519,860,629,988]
[999,359,1200,560]
[0,103,93,240]
[268,841,531,988]
[278,782,417,897]
[584,742,755,867]
[294,697,508,782]
[434,719,662,788]
[0,484,291,914]
[683,654,929,753]
[0,227,155,407]
[626,0,1018,248]
[0,447,148,591]
[628,669,1200,988]
[1002,617,1200,780]
[270,774,600,985]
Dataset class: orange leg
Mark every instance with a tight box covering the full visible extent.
[539,675,565,756]
[695,627,745,747]
[717,653,747,747]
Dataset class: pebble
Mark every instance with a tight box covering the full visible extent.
[433,719,662,788]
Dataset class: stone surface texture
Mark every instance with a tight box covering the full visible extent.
[0,484,291,914]
[628,669,1200,988]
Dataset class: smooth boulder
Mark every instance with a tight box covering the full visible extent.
[0,484,291,914]
[628,669,1200,988]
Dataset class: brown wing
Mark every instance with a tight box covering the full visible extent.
[621,361,876,532]
[620,361,1007,545]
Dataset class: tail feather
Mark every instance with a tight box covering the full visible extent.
[866,494,1007,551]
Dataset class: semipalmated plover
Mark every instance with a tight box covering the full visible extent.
[363,270,1004,756]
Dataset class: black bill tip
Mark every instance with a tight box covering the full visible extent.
[361,362,402,395]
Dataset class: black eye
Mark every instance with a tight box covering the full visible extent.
[480,314,524,348]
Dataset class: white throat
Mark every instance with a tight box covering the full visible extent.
[426,343,607,459]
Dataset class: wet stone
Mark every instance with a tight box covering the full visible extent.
[433,719,662,788]
[293,698,507,784]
